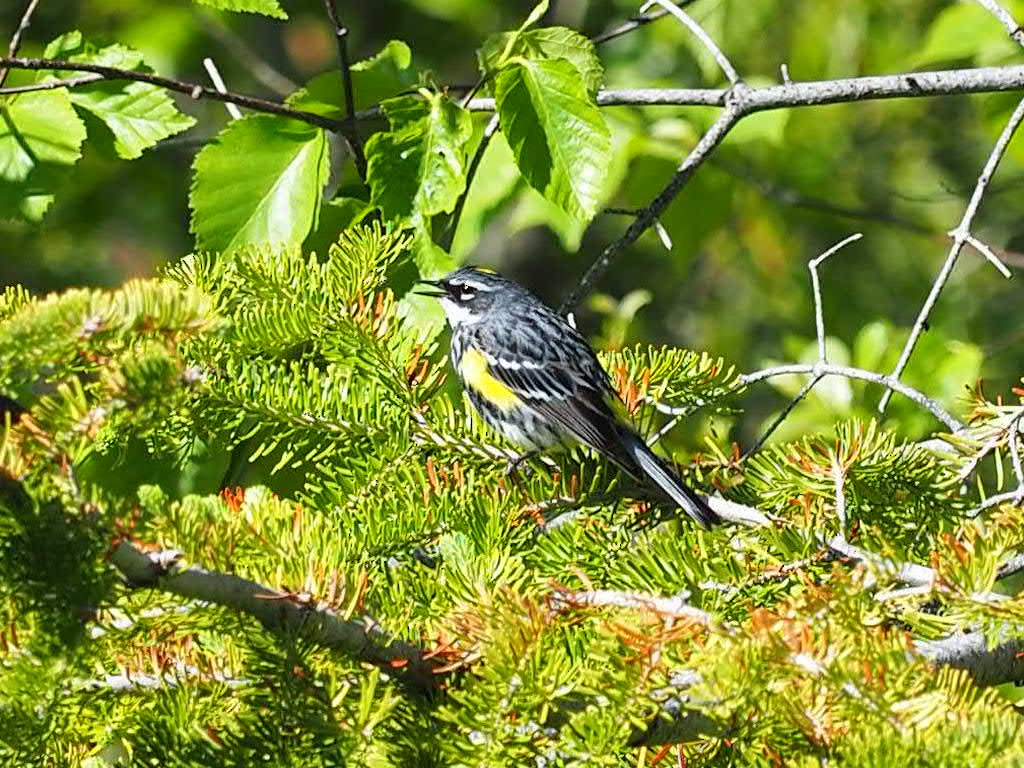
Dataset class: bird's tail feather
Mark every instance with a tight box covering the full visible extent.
[619,432,720,529]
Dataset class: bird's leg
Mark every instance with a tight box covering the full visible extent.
[504,449,539,478]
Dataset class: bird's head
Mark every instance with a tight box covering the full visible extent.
[415,266,520,327]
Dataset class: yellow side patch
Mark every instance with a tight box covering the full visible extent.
[459,348,521,411]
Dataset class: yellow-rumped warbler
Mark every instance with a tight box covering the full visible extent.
[417,266,719,529]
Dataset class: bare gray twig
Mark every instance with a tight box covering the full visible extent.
[551,587,715,625]
[878,94,1024,412]
[202,57,241,120]
[555,63,1024,312]
[560,98,745,313]
[458,64,1024,113]
[0,0,40,88]
[973,0,1024,47]
[743,234,863,458]
[640,0,739,85]
[739,362,966,433]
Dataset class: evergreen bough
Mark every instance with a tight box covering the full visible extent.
[1,225,1022,766]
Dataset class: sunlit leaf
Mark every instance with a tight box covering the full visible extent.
[288,40,417,118]
[495,57,609,223]
[190,115,330,252]
[479,27,603,94]
[191,0,286,19]
[364,91,472,223]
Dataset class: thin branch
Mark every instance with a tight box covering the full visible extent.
[551,587,715,626]
[5,56,1024,131]
[996,552,1024,581]
[810,233,864,361]
[321,0,366,179]
[742,374,823,459]
[458,64,1024,113]
[739,362,966,433]
[964,233,1013,278]
[591,5,669,45]
[973,0,1024,47]
[0,74,101,94]
[969,489,1024,516]
[560,97,745,313]
[826,535,935,588]
[744,234,863,457]
[441,113,500,252]
[878,93,1024,411]
[202,57,241,120]
[0,55,345,132]
[0,0,40,88]
[917,631,1024,686]
[109,540,440,692]
[640,0,740,85]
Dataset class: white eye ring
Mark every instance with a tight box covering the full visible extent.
[459,290,476,301]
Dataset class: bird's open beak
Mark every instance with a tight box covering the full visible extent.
[413,279,448,298]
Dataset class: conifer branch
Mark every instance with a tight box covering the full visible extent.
[109,541,441,692]
[917,631,1024,686]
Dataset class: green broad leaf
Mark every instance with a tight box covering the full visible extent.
[495,57,610,223]
[364,91,472,223]
[0,163,66,222]
[479,27,604,95]
[191,0,286,19]
[44,31,143,68]
[910,4,1019,67]
[493,0,550,69]
[0,90,86,189]
[190,115,330,252]
[43,32,195,159]
[69,83,196,160]
[288,40,416,118]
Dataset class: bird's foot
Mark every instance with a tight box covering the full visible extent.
[504,450,538,479]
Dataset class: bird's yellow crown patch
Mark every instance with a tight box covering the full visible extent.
[459,348,521,411]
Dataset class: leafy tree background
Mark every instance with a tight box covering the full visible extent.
[1,0,1024,765]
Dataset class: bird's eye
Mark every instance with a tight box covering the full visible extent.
[458,288,476,302]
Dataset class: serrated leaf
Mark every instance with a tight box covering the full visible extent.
[70,83,196,159]
[479,27,603,94]
[43,31,195,159]
[495,57,609,223]
[492,0,550,69]
[190,115,330,252]
[364,91,472,223]
[288,40,416,118]
[0,89,85,220]
[0,91,86,182]
[191,0,286,19]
